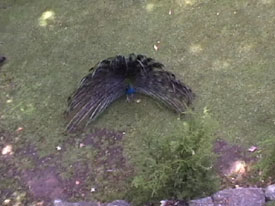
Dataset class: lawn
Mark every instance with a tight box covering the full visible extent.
[0,0,275,205]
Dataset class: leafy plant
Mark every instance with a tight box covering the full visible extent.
[127,109,220,204]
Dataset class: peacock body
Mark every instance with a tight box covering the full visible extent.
[66,54,195,132]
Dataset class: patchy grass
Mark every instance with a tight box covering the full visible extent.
[0,0,275,205]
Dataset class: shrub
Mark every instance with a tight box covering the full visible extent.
[127,109,220,204]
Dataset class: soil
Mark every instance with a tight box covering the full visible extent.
[214,139,265,188]
[0,128,133,206]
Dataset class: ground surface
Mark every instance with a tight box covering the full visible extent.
[0,0,275,205]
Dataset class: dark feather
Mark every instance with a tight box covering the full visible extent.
[66,54,195,132]
[0,56,6,66]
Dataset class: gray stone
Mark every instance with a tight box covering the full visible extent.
[53,200,130,206]
[107,200,130,206]
[265,184,275,201]
[189,196,214,206]
[53,199,98,206]
[160,200,188,206]
[212,187,265,206]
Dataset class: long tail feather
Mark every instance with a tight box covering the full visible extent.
[66,79,126,132]
[135,68,195,113]
[66,54,195,132]
[66,58,128,132]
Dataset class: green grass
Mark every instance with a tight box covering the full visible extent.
[1,0,275,204]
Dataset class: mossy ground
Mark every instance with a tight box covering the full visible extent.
[0,0,275,205]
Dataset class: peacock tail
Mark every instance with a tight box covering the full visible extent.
[66,54,195,132]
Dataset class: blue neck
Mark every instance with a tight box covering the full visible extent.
[126,85,136,95]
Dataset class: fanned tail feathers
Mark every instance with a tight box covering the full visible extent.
[135,69,194,113]
[66,57,127,132]
[66,54,195,132]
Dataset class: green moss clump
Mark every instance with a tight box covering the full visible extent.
[126,110,220,204]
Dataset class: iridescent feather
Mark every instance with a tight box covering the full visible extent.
[66,54,195,132]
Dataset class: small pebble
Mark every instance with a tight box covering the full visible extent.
[16,127,24,132]
[3,199,11,205]
[160,200,167,206]
[2,145,13,155]
[36,201,44,206]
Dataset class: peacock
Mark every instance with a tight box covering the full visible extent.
[66,54,195,132]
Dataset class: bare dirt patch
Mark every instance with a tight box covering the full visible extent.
[1,128,132,205]
[214,139,260,188]
[22,168,67,202]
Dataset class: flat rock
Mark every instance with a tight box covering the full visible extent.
[212,187,265,206]
[265,184,275,201]
[53,200,130,206]
[160,200,188,206]
[189,196,213,206]
[107,200,130,206]
[54,199,98,206]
